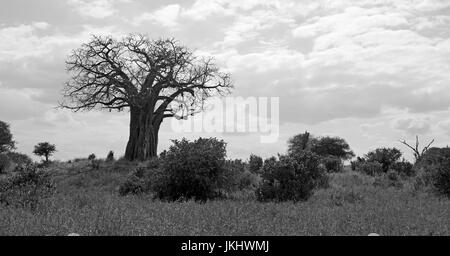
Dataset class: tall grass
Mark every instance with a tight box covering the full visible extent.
[0,163,449,236]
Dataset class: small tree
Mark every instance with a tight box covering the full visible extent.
[0,120,15,153]
[364,147,402,172]
[287,131,312,155]
[288,132,354,161]
[33,142,56,163]
[399,135,434,163]
[311,136,355,160]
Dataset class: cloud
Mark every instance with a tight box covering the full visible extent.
[0,86,47,121]
[133,4,181,27]
[438,120,450,136]
[393,117,432,135]
[67,0,129,19]
[2,0,450,160]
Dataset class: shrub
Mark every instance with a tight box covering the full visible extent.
[0,154,11,174]
[356,161,383,176]
[248,154,263,174]
[218,159,247,193]
[412,147,450,197]
[322,156,343,173]
[154,138,227,201]
[373,170,403,188]
[364,147,402,172]
[0,165,55,210]
[88,153,96,160]
[256,151,328,202]
[118,167,151,196]
[418,147,450,167]
[106,151,115,162]
[350,157,365,171]
[391,160,414,177]
[219,159,261,194]
[431,159,450,197]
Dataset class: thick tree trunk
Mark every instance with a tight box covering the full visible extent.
[125,107,160,161]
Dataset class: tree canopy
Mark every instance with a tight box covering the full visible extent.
[0,120,15,153]
[33,142,56,162]
[288,132,354,160]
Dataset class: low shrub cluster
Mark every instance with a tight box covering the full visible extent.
[352,148,413,177]
[0,165,55,210]
[218,159,259,193]
[413,148,450,197]
[153,138,227,202]
[322,156,343,173]
[356,161,383,176]
[5,152,33,167]
[256,151,328,202]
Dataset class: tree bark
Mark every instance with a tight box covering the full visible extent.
[125,107,160,161]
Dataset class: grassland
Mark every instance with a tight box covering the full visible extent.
[0,161,449,236]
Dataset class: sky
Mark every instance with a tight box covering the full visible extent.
[0,0,450,161]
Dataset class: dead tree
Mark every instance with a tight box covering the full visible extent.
[61,34,232,160]
[399,135,434,162]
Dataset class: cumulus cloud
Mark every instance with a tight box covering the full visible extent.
[67,0,130,19]
[132,4,181,27]
[438,120,450,136]
[393,117,432,135]
[2,0,450,160]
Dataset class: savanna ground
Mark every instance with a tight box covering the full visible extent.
[0,160,448,236]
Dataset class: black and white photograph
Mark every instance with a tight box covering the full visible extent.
[0,0,449,243]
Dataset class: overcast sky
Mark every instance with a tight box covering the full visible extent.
[1,0,449,161]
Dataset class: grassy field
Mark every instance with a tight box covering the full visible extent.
[0,161,449,236]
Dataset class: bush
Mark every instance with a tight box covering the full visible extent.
[391,160,414,177]
[218,159,246,193]
[431,159,450,197]
[356,161,383,176]
[0,154,11,174]
[420,147,450,165]
[106,151,115,162]
[5,152,32,167]
[0,165,55,210]
[219,159,261,194]
[412,147,450,197]
[118,167,151,196]
[322,156,343,173]
[154,138,227,201]
[364,147,402,172]
[350,157,365,171]
[256,151,328,202]
[88,154,96,160]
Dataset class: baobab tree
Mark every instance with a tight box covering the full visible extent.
[61,34,232,160]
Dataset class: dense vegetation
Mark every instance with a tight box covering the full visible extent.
[0,122,449,235]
